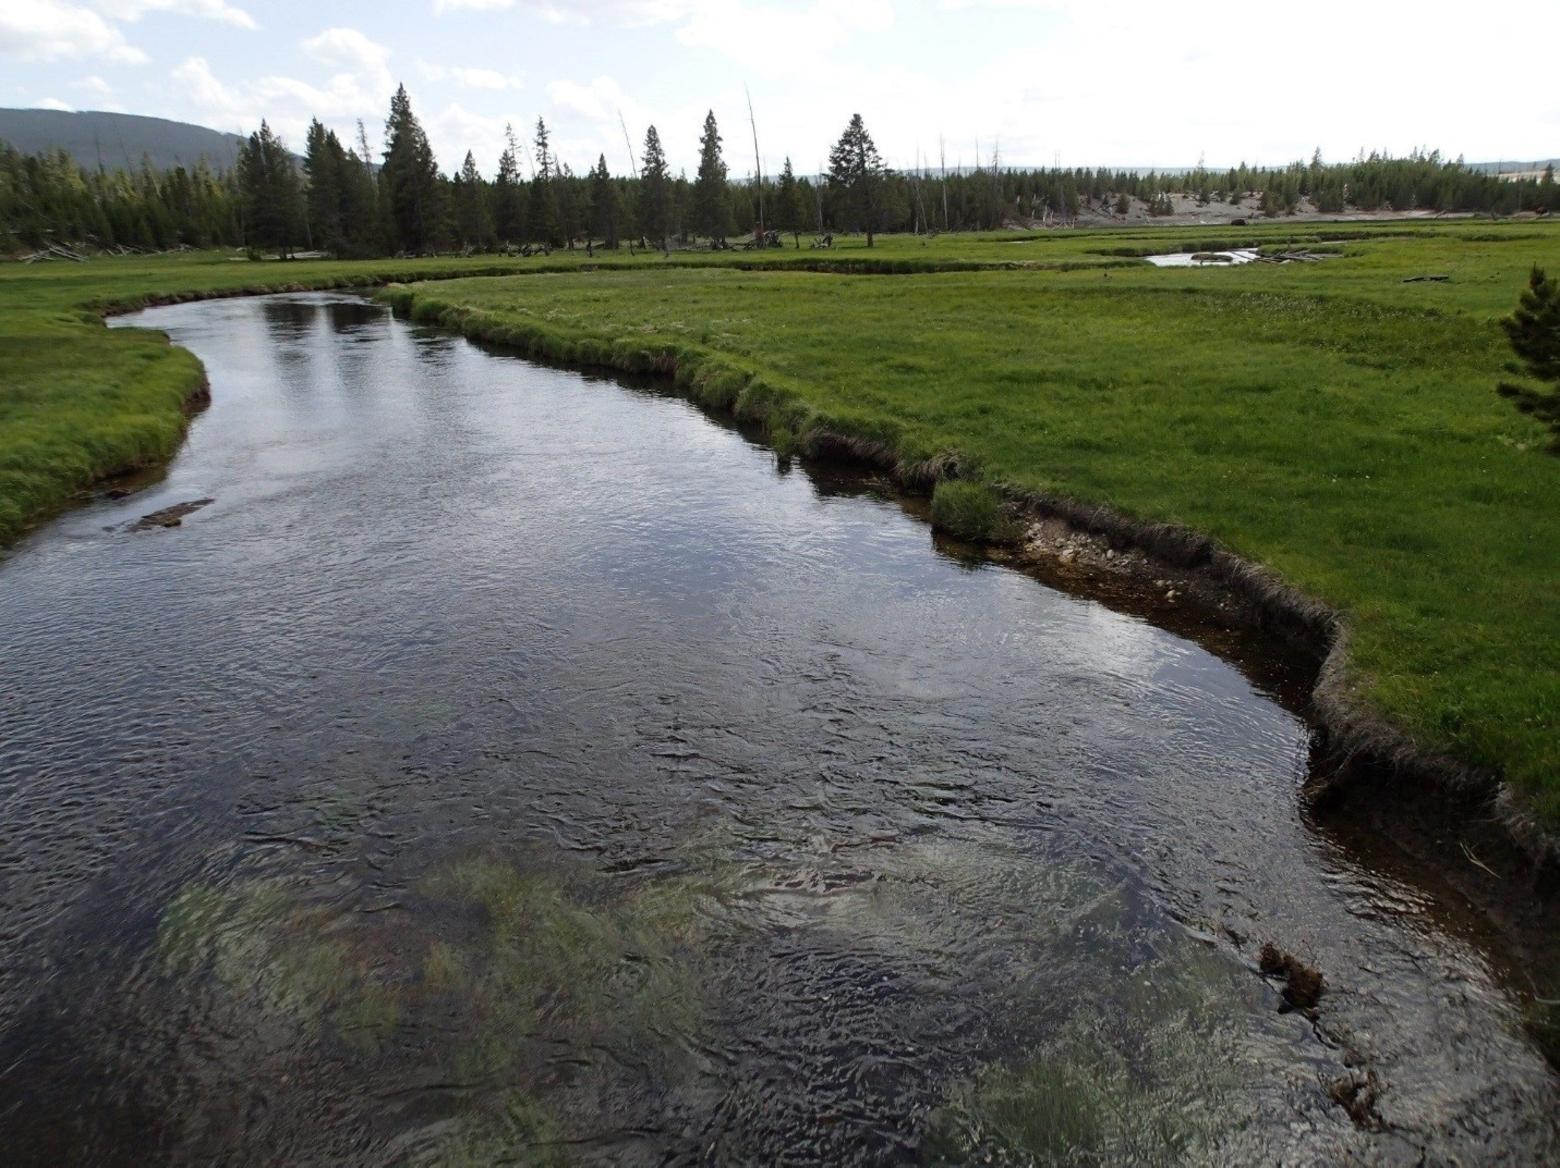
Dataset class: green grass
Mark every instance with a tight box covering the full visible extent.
[2,222,1557,820]
[378,224,1560,821]
[930,480,1009,542]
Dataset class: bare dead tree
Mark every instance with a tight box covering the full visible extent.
[939,134,949,231]
[356,120,374,176]
[746,84,764,239]
[618,109,640,180]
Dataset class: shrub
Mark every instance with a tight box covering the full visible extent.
[1495,265,1560,450]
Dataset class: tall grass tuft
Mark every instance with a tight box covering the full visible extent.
[930,480,1010,543]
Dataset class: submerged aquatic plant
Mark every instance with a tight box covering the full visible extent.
[155,852,717,1159]
[925,944,1247,1166]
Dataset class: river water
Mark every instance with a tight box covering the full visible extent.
[0,292,1552,1164]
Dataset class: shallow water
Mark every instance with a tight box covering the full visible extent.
[0,292,1553,1164]
[1143,248,1260,266]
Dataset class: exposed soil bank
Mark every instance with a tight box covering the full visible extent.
[379,284,1559,1022]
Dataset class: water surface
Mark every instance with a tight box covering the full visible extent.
[0,292,1553,1164]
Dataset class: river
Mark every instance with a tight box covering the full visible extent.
[0,291,1552,1164]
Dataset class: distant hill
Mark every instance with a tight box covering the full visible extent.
[0,108,247,172]
[1466,158,1558,176]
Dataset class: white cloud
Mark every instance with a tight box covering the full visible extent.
[96,0,258,30]
[427,101,513,170]
[674,0,892,56]
[302,27,391,77]
[432,0,588,21]
[170,56,241,117]
[547,75,632,123]
[169,51,390,150]
[37,96,74,111]
[72,74,114,96]
[0,1,148,64]
[418,61,524,91]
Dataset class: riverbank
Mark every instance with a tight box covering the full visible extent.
[373,233,1559,848]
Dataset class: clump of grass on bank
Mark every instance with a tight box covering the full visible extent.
[930,480,1010,543]
[383,223,1560,822]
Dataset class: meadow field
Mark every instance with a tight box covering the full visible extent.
[2,220,1556,822]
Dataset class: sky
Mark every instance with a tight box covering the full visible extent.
[3,0,1557,177]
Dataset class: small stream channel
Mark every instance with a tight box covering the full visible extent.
[0,292,1553,1164]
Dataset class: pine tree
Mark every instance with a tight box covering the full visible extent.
[236,120,302,256]
[454,150,492,248]
[775,156,802,247]
[493,123,524,243]
[692,110,730,243]
[589,154,619,248]
[639,124,670,250]
[380,84,442,253]
[1496,266,1560,449]
[527,117,560,247]
[556,162,579,248]
[337,144,380,256]
[303,119,340,251]
[827,113,885,246]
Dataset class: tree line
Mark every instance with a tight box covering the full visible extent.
[4,83,1556,256]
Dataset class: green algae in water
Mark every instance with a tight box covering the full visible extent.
[152,835,1279,1161]
[158,880,399,1041]
[925,945,1250,1166]
[425,1091,570,1168]
[154,852,715,1153]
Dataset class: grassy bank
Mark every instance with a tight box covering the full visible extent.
[378,224,1560,821]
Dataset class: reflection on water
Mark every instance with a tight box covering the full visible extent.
[1143,248,1261,267]
[0,293,1552,1164]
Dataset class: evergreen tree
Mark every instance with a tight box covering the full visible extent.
[527,117,560,247]
[638,125,670,250]
[557,162,580,248]
[236,120,302,255]
[1496,266,1560,449]
[827,113,886,246]
[380,84,442,253]
[337,145,380,256]
[302,119,341,251]
[692,109,730,242]
[454,150,492,248]
[775,156,803,247]
[493,123,524,243]
[589,154,620,248]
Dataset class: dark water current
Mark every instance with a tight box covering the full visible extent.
[0,293,1553,1164]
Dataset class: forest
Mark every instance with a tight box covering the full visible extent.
[3,83,1557,258]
